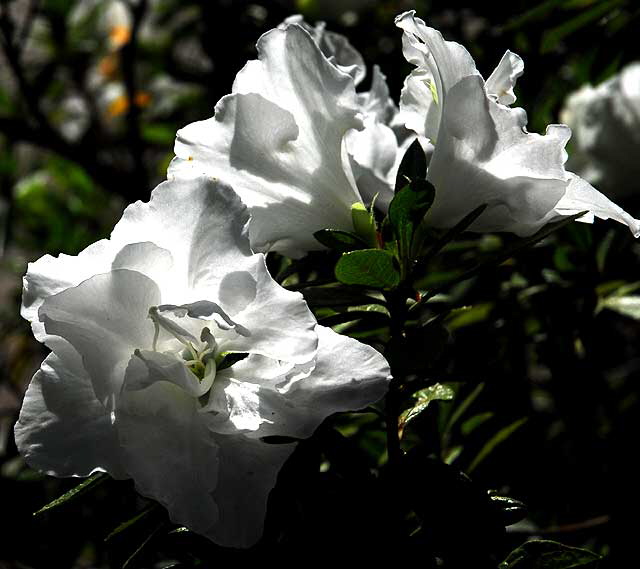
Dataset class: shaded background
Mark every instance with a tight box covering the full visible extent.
[1,0,639,566]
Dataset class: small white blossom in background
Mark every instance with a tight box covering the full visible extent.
[561,62,640,200]
[15,178,390,548]
[395,11,640,238]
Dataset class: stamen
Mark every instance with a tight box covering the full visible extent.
[148,306,198,348]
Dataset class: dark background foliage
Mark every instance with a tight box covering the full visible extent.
[1,0,639,566]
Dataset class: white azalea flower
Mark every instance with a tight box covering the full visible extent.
[347,64,418,210]
[169,23,365,258]
[395,11,640,237]
[280,15,411,211]
[561,62,640,200]
[15,178,390,548]
[279,15,367,86]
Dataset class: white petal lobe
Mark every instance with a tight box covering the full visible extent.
[170,24,364,256]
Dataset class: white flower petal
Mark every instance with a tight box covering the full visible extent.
[112,177,253,302]
[212,326,390,440]
[170,24,364,257]
[116,380,221,539]
[281,15,367,86]
[347,118,399,208]
[426,75,569,234]
[555,174,640,236]
[357,65,397,124]
[22,240,115,342]
[396,10,477,143]
[23,241,172,343]
[144,261,318,365]
[218,257,318,364]
[561,62,640,199]
[118,375,295,549]
[111,242,174,279]
[203,378,266,433]
[38,269,160,409]
[209,435,295,548]
[485,50,524,106]
[127,350,215,398]
[399,70,436,141]
[22,177,248,341]
[14,338,126,478]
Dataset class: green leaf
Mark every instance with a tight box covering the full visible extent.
[351,202,378,247]
[335,249,400,289]
[141,123,176,145]
[300,285,384,308]
[122,524,165,569]
[500,540,601,568]
[504,0,569,31]
[317,309,390,328]
[399,383,455,438]
[418,203,488,262]
[443,382,485,436]
[216,352,249,371]
[34,472,108,516]
[105,503,159,542]
[413,211,587,309]
[600,295,640,320]
[445,303,493,330]
[313,228,369,252]
[489,493,528,526]
[461,412,494,436]
[388,178,435,268]
[595,229,616,273]
[468,417,528,474]
[394,138,427,193]
[541,0,626,53]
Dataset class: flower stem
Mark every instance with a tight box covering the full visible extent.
[384,287,411,470]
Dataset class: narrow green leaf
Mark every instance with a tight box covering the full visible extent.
[394,138,427,193]
[490,493,528,526]
[413,211,587,310]
[500,540,601,568]
[468,417,528,474]
[418,203,488,261]
[313,228,369,252]
[122,523,164,569]
[105,503,159,542]
[388,179,436,267]
[601,295,640,320]
[595,229,616,273]
[335,249,400,289]
[461,412,494,436]
[317,309,390,327]
[399,383,455,438]
[34,472,108,516]
[541,0,626,53]
[504,0,569,31]
[445,303,493,330]
[443,382,485,436]
[301,285,384,308]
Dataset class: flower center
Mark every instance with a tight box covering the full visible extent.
[148,306,218,384]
